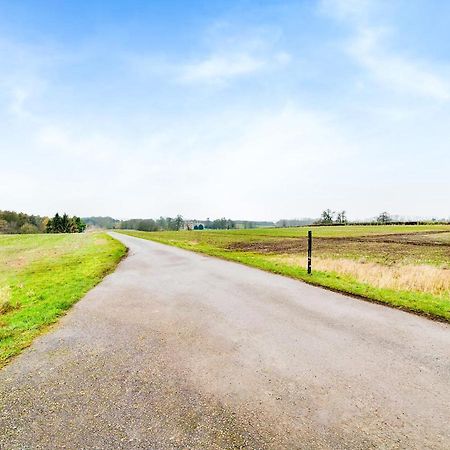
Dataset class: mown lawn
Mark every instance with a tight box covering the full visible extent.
[0,232,126,367]
[118,225,450,322]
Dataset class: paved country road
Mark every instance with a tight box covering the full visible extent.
[1,232,449,449]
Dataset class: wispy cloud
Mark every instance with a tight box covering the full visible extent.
[8,87,30,117]
[350,27,450,101]
[126,48,290,85]
[124,20,291,86]
[322,0,450,101]
[0,37,65,123]
[320,0,373,22]
[179,53,265,83]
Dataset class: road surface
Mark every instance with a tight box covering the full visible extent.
[1,232,449,449]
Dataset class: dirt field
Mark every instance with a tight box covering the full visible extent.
[228,231,450,266]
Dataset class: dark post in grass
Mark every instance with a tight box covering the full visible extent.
[307,230,312,274]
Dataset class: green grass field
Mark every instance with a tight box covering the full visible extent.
[0,232,126,367]
[119,225,450,322]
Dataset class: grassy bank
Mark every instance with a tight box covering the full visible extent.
[118,225,450,322]
[0,232,126,367]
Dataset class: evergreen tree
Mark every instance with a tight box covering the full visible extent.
[48,213,62,233]
[45,213,86,233]
[73,216,86,232]
[60,213,70,232]
[46,218,53,233]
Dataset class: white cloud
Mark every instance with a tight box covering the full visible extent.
[35,124,117,163]
[177,48,291,84]
[0,38,57,119]
[322,0,450,101]
[349,27,450,101]
[127,48,290,85]
[177,22,290,84]
[8,87,30,117]
[320,0,373,23]
[124,105,356,219]
[179,53,265,83]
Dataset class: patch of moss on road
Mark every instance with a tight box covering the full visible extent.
[0,233,126,367]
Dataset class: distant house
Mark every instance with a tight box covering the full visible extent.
[183,220,205,230]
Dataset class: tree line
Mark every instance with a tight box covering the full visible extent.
[314,210,438,225]
[0,210,47,234]
[195,218,236,230]
[84,216,237,232]
[117,216,185,232]
[3,209,447,235]
[316,209,349,225]
[0,210,86,234]
[316,209,391,225]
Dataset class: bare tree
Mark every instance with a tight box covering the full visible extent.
[377,211,391,224]
[320,209,334,224]
[336,210,347,224]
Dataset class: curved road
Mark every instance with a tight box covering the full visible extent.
[1,232,449,449]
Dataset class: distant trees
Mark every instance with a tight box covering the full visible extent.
[46,213,86,233]
[20,223,39,234]
[0,210,47,234]
[156,217,168,230]
[319,209,334,224]
[119,218,158,231]
[208,218,235,230]
[275,219,314,227]
[0,210,88,234]
[83,216,119,229]
[317,209,348,225]
[138,219,158,232]
[336,210,348,224]
[0,210,86,234]
[116,215,234,231]
[192,219,234,230]
[174,215,184,231]
[117,215,183,231]
[225,219,235,230]
[377,211,392,224]
[0,219,8,233]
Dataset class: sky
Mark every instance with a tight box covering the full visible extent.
[1,0,449,221]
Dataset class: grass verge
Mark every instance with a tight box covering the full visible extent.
[0,232,126,367]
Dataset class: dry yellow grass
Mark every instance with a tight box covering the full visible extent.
[0,285,13,314]
[273,255,450,296]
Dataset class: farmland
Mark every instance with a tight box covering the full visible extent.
[0,233,126,367]
[119,225,450,321]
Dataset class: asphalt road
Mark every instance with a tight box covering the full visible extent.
[1,232,449,449]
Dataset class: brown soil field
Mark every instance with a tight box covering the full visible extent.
[228,232,450,267]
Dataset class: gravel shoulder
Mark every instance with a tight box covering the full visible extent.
[1,232,449,449]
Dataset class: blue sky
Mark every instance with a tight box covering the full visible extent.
[1,0,449,220]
